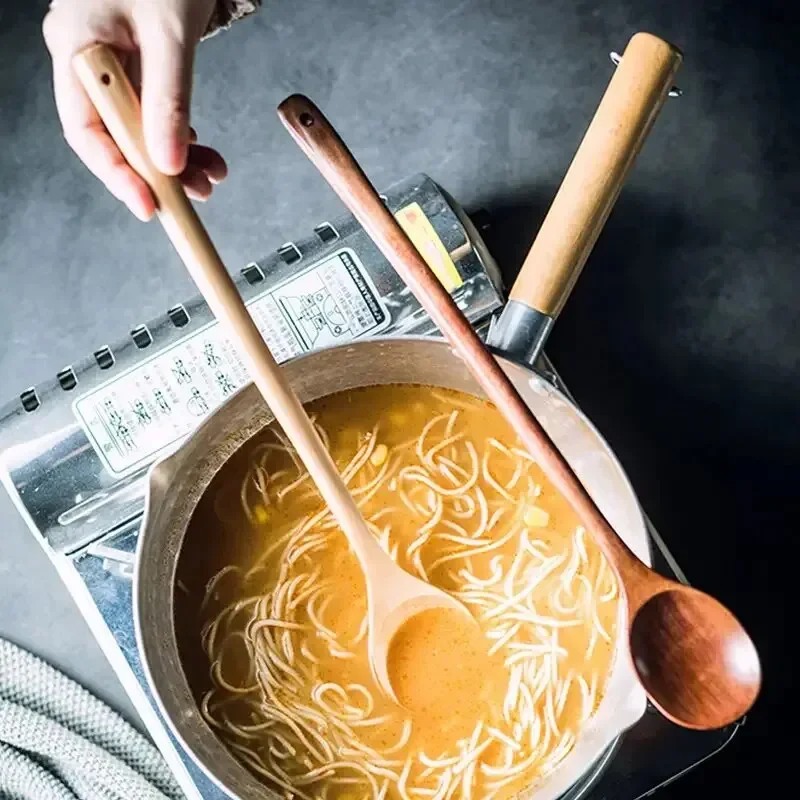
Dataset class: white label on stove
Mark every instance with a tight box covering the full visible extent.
[73,248,389,477]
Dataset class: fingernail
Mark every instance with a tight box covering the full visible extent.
[129,200,152,222]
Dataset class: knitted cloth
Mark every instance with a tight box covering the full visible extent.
[0,637,184,800]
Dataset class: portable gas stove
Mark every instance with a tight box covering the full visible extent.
[0,175,740,799]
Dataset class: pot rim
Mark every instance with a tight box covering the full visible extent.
[134,335,652,800]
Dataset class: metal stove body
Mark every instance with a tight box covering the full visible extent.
[0,175,739,800]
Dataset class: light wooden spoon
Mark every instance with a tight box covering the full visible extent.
[72,44,472,704]
[277,34,761,730]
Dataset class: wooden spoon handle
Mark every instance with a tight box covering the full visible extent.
[72,45,382,567]
[277,95,653,598]
[509,32,682,318]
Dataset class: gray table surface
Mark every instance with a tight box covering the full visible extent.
[1,0,794,794]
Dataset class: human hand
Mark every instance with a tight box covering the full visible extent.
[43,0,228,220]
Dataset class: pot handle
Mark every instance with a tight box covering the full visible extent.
[487,32,682,365]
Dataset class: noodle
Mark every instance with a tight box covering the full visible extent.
[181,385,620,799]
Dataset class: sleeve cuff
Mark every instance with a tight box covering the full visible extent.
[204,0,262,39]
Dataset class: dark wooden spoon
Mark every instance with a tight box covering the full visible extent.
[276,34,760,731]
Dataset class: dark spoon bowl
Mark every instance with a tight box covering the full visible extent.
[629,586,761,730]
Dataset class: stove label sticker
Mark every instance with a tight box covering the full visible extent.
[73,248,389,477]
[395,202,463,292]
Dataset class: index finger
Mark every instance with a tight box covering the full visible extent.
[53,55,155,221]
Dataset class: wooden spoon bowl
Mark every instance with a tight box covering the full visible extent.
[629,586,760,729]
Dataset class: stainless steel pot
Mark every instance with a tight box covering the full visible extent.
[135,31,681,800]
[138,336,653,800]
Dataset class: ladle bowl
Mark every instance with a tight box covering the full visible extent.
[366,563,477,703]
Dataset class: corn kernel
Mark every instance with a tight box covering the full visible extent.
[524,506,549,528]
[253,505,270,525]
[370,443,388,467]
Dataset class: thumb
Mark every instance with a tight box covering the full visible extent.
[137,14,196,175]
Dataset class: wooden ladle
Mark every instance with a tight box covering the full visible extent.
[277,34,761,730]
[72,44,473,704]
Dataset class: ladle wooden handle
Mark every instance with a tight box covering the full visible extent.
[510,32,682,318]
[72,44,384,569]
[277,95,657,609]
